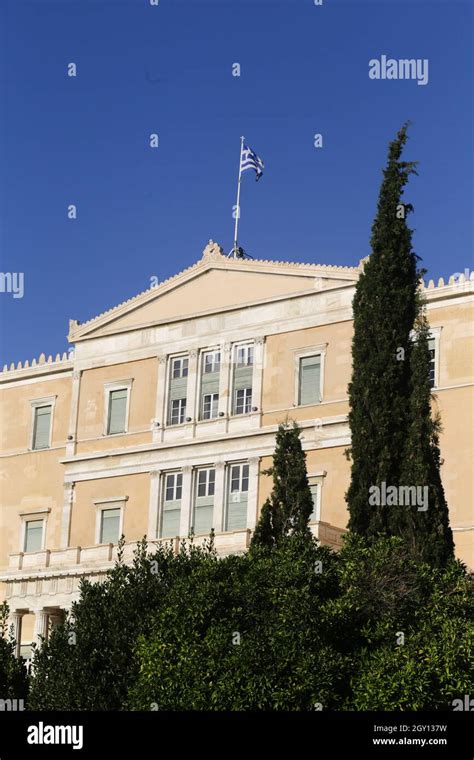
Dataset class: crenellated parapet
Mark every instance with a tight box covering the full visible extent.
[0,350,74,380]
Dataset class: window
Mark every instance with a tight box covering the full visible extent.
[24,520,43,552]
[428,337,436,388]
[107,389,128,435]
[232,344,254,415]
[161,473,182,537]
[203,351,220,374]
[202,393,219,420]
[226,463,249,531]
[298,355,321,406]
[170,398,186,425]
[100,508,121,544]
[235,345,254,367]
[192,468,215,535]
[168,356,189,425]
[234,388,252,415]
[235,345,253,367]
[172,357,188,378]
[166,472,183,501]
[32,406,52,450]
[309,484,319,522]
[200,351,220,420]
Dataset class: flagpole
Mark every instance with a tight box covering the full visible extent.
[232,136,245,258]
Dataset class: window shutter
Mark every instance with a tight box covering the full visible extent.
[169,376,188,401]
[193,495,214,534]
[108,390,127,434]
[234,365,252,392]
[161,501,181,537]
[24,520,43,552]
[201,372,220,396]
[100,508,121,543]
[33,406,52,449]
[226,494,248,531]
[299,356,321,405]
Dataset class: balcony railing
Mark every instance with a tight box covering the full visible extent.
[2,522,346,578]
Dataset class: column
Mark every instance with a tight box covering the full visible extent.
[251,337,265,422]
[219,342,232,422]
[33,610,49,648]
[9,611,24,658]
[153,355,168,443]
[179,465,193,537]
[246,457,261,530]
[212,462,226,533]
[66,370,82,456]
[147,470,161,540]
[60,481,75,549]
[186,350,199,430]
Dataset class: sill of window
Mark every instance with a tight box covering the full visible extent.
[28,447,51,452]
[293,401,323,408]
[102,432,128,437]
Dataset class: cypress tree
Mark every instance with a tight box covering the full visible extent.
[346,123,419,538]
[346,123,454,567]
[400,308,454,565]
[251,421,314,548]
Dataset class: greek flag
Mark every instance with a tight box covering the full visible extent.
[240,144,264,181]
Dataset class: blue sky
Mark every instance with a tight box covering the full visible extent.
[0,0,472,366]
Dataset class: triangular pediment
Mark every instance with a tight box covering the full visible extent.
[69,241,360,342]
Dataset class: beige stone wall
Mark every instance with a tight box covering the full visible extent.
[0,374,72,601]
[76,358,156,451]
[70,474,150,547]
[262,321,352,427]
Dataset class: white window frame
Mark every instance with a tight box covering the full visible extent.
[164,472,183,502]
[294,345,327,407]
[19,509,50,553]
[234,343,254,367]
[202,392,219,420]
[170,398,187,425]
[195,467,216,498]
[93,497,128,545]
[29,396,56,450]
[229,462,250,496]
[103,380,133,436]
[234,387,252,415]
[171,355,189,379]
[202,350,221,374]
[307,477,322,523]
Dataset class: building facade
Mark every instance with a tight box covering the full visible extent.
[1,241,473,657]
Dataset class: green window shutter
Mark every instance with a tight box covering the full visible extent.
[193,495,214,534]
[201,372,220,396]
[33,406,52,449]
[169,376,188,401]
[108,390,127,434]
[24,520,43,552]
[100,508,121,543]
[234,365,253,392]
[161,501,181,537]
[226,494,248,531]
[299,356,321,405]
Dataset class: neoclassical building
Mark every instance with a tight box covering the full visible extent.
[1,241,473,658]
